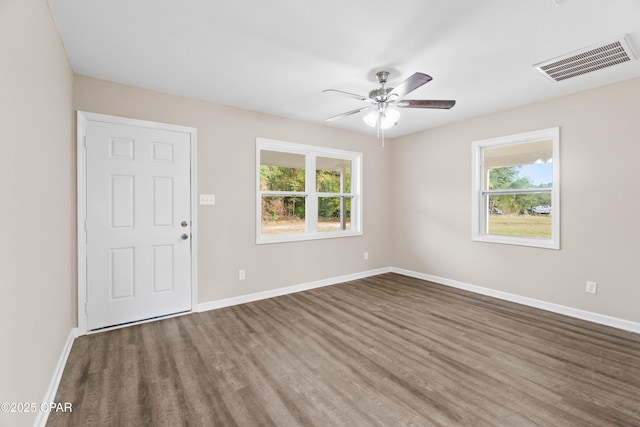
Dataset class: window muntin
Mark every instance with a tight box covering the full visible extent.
[257,138,361,243]
[472,128,559,249]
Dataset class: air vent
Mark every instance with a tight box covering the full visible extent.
[534,37,636,82]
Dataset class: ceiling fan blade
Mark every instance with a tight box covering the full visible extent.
[325,106,371,122]
[397,99,456,109]
[322,89,370,102]
[388,73,433,99]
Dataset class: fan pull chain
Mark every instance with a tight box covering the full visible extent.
[376,114,385,147]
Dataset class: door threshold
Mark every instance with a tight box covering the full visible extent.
[87,310,192,335]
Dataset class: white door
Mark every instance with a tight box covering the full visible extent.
[85,119,192,330]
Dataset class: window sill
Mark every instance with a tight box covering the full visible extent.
[257,230,363,245]
[472,234,560,250]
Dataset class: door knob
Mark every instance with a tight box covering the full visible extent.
[181,233,189,240]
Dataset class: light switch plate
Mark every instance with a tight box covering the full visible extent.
[200,194,215,205]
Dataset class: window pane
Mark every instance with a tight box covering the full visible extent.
[487,194,552,238]
[485,140,553,190]
[261,196,305,234]
[318,197,351,232]
[256,138,363,244]
[316,157,352,193]
[260,150,305,192]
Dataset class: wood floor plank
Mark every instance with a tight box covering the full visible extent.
[47,273,640,426]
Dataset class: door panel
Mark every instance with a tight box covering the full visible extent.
[86,120,192,330]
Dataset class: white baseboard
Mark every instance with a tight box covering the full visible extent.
[198,266,640,334]
[391,267,640,334]
[34,327,78,427]
[198,267,392,312]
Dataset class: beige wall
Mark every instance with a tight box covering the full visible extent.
[0,0,75,425]
[74,75,392,305]
[391,77,640,323]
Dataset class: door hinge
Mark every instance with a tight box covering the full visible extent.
[84,219,87,231]
[84,302,88,314]
[83,135,87,148]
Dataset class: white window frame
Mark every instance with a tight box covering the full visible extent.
[256,137,362,244]
[471,127,560,250]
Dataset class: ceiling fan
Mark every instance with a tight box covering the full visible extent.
[323,71,455,143]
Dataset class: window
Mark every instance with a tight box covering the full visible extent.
[472,128,560,249]
[256,138,362,244]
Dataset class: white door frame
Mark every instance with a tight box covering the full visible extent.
[77,111,198,335]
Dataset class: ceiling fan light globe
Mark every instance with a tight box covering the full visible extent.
[363,110,379,127]
[363,108,400,129]
[380,108,400,129]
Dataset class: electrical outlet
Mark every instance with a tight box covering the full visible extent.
[364,252,369,260]
[239,269,246,280]
[586,281,597,294]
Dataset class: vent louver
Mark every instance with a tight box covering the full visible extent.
[534,37,636,82]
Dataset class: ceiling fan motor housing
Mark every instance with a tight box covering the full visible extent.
[369,87,393,101]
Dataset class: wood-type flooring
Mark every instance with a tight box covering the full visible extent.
[48,273,640,426]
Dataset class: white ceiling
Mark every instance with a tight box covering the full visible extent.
[48,0,640,138]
